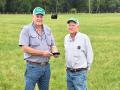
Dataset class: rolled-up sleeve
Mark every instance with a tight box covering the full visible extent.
[51,33,55,46]
[19,27,29,46]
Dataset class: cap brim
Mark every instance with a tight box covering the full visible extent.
[33,12,44,16]
[67,20,77,24]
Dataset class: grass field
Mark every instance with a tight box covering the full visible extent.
[0,13,120,90]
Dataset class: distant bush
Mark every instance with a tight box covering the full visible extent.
[70,8,77,13]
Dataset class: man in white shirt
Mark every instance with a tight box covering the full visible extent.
[64,18,93,90]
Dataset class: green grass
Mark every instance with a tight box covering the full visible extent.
[0,13,120,90]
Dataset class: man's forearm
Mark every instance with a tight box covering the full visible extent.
[21,45,44,56]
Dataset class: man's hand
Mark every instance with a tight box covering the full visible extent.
[42,51,53,57]
[87,67,90,72]
[53,54,59,58]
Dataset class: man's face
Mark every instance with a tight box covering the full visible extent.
[67,22,79,34]
[32,14,44,26]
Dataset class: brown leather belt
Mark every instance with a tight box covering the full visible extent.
[26,60,48,66]
[67,67,87,72]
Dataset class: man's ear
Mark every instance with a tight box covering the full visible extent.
[32,15,34,21]
[32,14,34,18]
[77,25,80,30]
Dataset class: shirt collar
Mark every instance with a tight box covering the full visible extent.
[32,22,44,33]
[69,32,79,42]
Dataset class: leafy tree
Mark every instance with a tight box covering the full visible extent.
[0,0,6,13]
[1,0,120,13]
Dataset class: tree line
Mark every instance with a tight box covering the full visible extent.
[0,0,120,14]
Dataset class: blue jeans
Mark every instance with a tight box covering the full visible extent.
[25,63,50,90]
[67,70,87,90]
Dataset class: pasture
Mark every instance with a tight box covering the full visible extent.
[0,13,120,90]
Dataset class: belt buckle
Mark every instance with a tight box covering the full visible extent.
[70,68,75,72]
[70,68,77,72]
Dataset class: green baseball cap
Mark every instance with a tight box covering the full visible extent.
[67,18,80,25]
[33,7,45,15]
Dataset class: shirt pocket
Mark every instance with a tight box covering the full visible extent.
[29,34,40,46]
[74,44,86,57]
